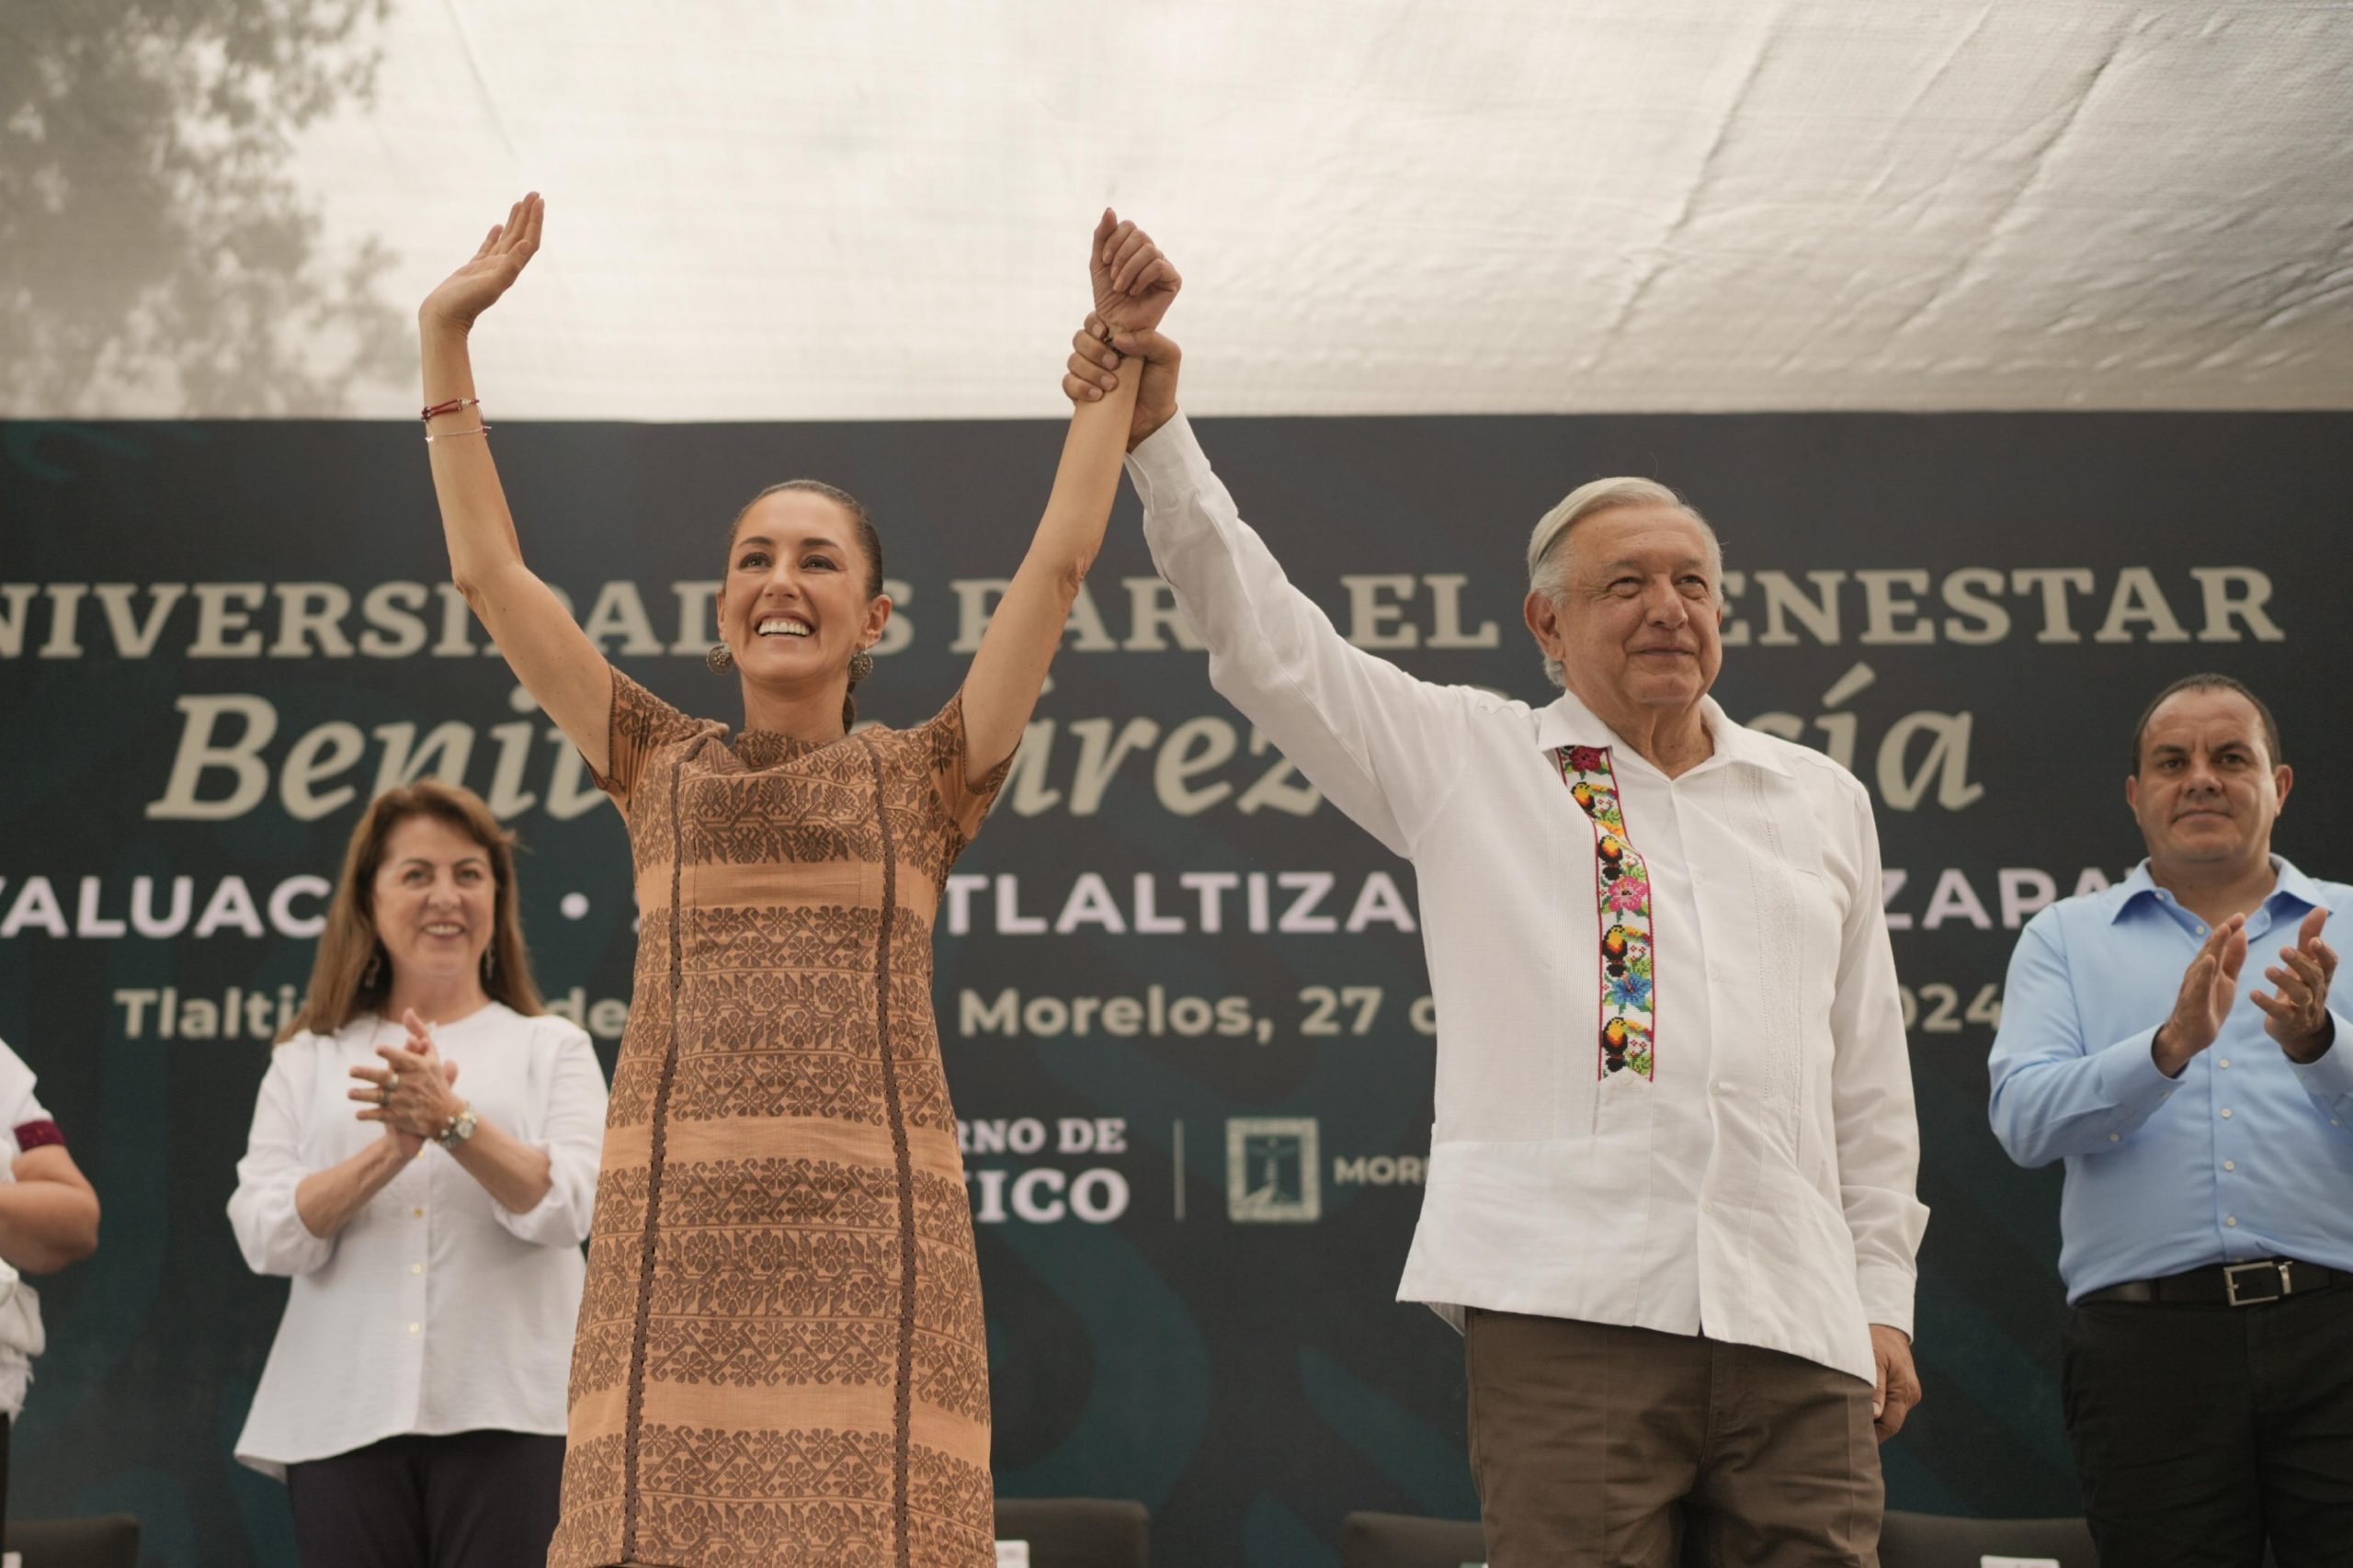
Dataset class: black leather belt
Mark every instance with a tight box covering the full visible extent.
[2081,1257,2336,1308]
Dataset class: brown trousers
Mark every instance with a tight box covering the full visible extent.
[1465,1311,1883,1568]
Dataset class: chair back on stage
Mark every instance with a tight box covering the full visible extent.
[3,1513,142,1568]
[1878,1510,2098,1568]
[993,1496,1150,1567]
[1340,1510,1486,1568]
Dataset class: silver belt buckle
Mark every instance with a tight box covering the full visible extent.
[2224,1260,2288,1306]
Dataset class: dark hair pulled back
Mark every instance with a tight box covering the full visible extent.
[728,480,884,730]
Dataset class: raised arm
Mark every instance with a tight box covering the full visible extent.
[1069,332,1475,859]
[418,193,615,776]
[958,212,1179,777]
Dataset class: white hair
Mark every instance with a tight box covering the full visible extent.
[1525,476,1723,687]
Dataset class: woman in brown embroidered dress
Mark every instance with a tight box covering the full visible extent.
[414,194,1179,1568]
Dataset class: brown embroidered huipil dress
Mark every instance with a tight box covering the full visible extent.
[549,670,1006,1568]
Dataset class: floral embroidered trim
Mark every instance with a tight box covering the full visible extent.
[1556,744,1656,1079]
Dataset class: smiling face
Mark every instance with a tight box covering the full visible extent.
[2127,687,2290,876]
[369,812,497,993]
[1524,503,1724,716]
[721,489,891,694]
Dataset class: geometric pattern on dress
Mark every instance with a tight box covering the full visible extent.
[1554,744,1657,1079]
[551,668,1004,1568]
[551,1428,992,1568]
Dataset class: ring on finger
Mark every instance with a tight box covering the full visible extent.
[385,1070,401,1092]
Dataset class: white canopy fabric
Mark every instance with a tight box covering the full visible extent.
[6,0,2349,418]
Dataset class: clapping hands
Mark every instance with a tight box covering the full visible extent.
[2254,905,2338,1062]
[349,1008,467,1157]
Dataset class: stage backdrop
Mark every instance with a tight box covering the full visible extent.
[3,413,2347,1567]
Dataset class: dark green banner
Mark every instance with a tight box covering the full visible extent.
[3,413,2347,1565]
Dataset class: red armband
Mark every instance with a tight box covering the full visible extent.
[12,1119,63,1153]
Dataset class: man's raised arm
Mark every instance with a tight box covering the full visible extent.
[1066,326,1477,858]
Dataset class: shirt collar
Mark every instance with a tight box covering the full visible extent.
[2108,855,2323,922]
[1531,690,1790,778]
[2107,862,2165,922]
[2270,856,2328,912]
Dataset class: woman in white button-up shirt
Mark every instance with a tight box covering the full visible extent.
[229,781,607,1568]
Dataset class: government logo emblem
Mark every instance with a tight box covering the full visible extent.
[1225,1117,1320,1222]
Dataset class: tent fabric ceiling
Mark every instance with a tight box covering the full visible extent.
[6,0,2350,419]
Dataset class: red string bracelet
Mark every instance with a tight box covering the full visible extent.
[421,396,480,420]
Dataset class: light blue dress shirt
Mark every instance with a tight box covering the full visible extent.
[1988,857,2353,1301]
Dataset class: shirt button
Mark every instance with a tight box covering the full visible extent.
[2109,1133,2120,1142]
[413,1207,425,1218]
[2219,1059,2231,1069]
[408,1322,421,1334]
[2221,1108,2234,1119]
[2223,1161,2236,1171]
[2195,925,2208,935]
[2225,1217,2238,1228]
[411,1263,423,1275]
[1711,1080,1726,1096]
[1702,1201,1717,1215]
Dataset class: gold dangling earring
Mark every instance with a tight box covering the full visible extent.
[707,642,734,674]
[848,649,875,686]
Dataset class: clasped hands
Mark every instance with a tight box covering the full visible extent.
[2154,906,2336,1076]
[1066,210,1183,450]
[349,1008,469,1157]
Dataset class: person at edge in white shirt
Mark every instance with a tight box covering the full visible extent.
[0,1032,102,1544]
[229,780,607,1568]
[1064,323,1927,1568]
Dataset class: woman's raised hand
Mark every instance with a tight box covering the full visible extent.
[1090,210,1180,337]
[420,192,545,335]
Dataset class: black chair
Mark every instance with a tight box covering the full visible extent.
[994,1496,1150,1568]
[1879,1510,2098,1568]
[1341,1510,1486,1568]
[2,1514,142,1568]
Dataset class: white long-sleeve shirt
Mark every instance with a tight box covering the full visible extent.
[1128,415,1927,1386]
[228,1005,607,1475]
[0,1037,61,1417]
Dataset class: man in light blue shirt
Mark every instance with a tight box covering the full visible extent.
[1989,673,2348,1567]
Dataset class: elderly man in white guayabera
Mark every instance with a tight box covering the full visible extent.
[1064,326,1927,1568]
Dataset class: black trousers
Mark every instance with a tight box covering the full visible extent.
[282,1429,564,1568]
[2063,1285,2353,1568]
